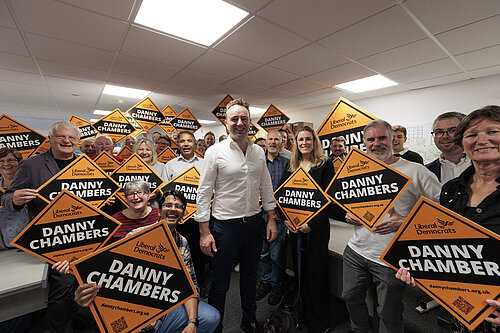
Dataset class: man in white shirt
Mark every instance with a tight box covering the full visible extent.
[342,119,441,333]
[426,111,471,183]
[196,98,277,333]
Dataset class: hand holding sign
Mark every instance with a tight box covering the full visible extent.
[486,300,500,325]
[12,188,37,206]
[75,283,101,307]
[395,267,416,287]
[345,213,362,226]
[374,207,404,235]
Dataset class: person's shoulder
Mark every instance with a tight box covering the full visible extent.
[150,207,161,215]
[425,158,440,168]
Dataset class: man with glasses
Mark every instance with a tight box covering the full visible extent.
[93,134,124,163]
[2,120,81,332]
[426,112,471,183]
[155,135,171,155]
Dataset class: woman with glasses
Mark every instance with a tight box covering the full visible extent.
[0,148,29,248]
[109,180,160,244]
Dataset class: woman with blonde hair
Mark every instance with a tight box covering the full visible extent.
[281,125,334,332]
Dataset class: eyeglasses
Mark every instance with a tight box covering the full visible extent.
[162,203,185,210]
[125,191,146,198]
[0,158,18,165]
[431,127,457,138]
[54,134,79,142]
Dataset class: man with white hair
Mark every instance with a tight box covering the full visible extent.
[93,134,124,163]
[342,119,441,333]
[2,120,82,332]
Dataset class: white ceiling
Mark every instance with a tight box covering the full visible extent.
[1,0,500,126]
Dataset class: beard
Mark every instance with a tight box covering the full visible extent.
[369,145,393,162]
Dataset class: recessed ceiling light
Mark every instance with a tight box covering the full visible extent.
[134,0,248,46]
[335,74,397,93]
[199,119,216,125]
[102,84,151,99]
[250,107,266,115]
[93,110,112,115]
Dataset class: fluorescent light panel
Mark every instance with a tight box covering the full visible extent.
[102,84,151,99]
[90,118,100,123]
[93,110,112,115]
[335,74,397,93]
[134,0,248,46]
[199,119,216,124]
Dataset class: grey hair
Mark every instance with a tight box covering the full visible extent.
[363,119,394,140]
[48,121,81,139]
[94,134,113,143]
[432,111,467,128]
[123,180,151,195]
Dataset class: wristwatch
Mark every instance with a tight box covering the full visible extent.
[187,317,199,327]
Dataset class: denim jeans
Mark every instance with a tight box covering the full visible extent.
[155,301,220,333]
[342,245,406,333]
[259,222,286,287]
[209,216,266,333]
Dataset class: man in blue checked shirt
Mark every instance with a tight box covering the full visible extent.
[256,130,289,306]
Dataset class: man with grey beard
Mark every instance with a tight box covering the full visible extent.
[342,119,441,333]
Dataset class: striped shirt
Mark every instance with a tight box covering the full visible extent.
[110,207,160,242]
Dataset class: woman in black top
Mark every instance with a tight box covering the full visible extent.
[281,125,335,333]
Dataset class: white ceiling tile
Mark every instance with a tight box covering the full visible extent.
[404,0,500,34]
[95,95,146,113]
[455,44,500,71]
[113,55,180,82]
[269,44,349,77]
[13,0,126,51]
[307,62,376,86]
[259,0,395,40]
[155,83,215,99]
[38,60,107,83]
[354,85,409,98]
[0,26,29,56]
[168,70,227,90]
[214,17,309,63]
[0,52,38,73]
[225,0,270,12]
[0,80,55,109]
[121,26,206,67]
[0,1,16,29]
[436,15,500,55]
[272,95,314,109]
[107,72,165,92]
[318,6,427,60]
[26,33,114,71]
[148,92,187,109]
[58,0,135,21]
[237,66,299,88]
[468,65,500,79]
[385,58,464,84]
[272,79,328,95]
[0,69,44,86]
[208,80,264,96]
[404,73,470,90]
[187,50,260,79]
[299,88,344,102]
[358,38,448,73]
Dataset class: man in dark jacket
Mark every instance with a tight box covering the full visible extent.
[2,120,80,332]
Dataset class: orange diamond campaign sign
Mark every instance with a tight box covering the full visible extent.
[257,105,289,132]
[157,146,178,164]
[170,108,201,133]
[326,148,411,230]
[317,97,377,154]
[248,123,259,138]
[160,166,200,223]
[274,166,331,229]
[0,114,47,159]
[117,145,133,160]
[158,105,177,133]
[71,221,197,333]
[92,109,136,143]
[211,94,233,125]
[94,151,121,175]
[126,97,165,131]
[11,190,121,264]
[34,137,50,155]
[110,154,164,205]
[380,197,500,330]
[37,154,120,208]
[70,115,98,142]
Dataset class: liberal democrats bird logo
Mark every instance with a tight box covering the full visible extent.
[437,218,454,229]
[156,243,170,253]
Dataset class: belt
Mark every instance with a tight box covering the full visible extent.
[228,213,261,223]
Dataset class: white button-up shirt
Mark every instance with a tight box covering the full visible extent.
[439,155,471,184]
[195,136,276,222]
[162,155,204,181]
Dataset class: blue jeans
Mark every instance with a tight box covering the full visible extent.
[209,216,266,333]
[259,222,286,287]
[342,245,406,333]
[156,301,220,333]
